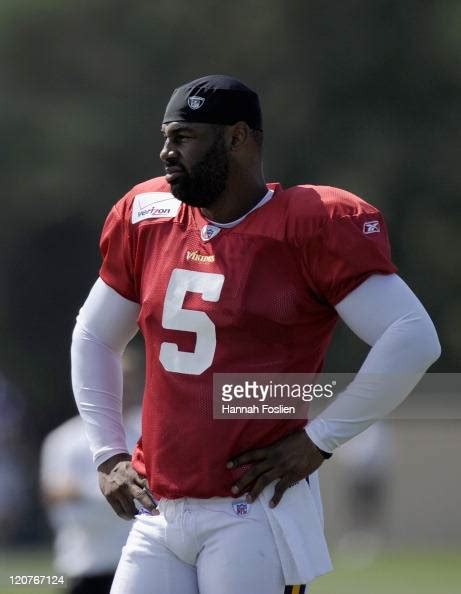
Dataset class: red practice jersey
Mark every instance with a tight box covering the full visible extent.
[99,178,396,498]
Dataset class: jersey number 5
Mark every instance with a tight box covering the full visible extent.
[159,268,225,375]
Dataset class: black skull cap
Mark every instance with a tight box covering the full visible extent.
[162,75,262,130]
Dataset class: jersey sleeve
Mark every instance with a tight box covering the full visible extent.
[306,209,397,306]
[99,203,138,302]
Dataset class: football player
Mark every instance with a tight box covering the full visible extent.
[71,75,440,594]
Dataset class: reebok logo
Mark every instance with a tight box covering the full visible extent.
[363,220,380,234]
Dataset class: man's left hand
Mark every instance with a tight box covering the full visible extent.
[227,430,326,507]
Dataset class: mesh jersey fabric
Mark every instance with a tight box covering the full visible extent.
[99,178,396,498]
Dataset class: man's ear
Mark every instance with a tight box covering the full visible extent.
[229,121,250,150]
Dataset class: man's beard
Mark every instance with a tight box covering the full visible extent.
[169,134,229,208]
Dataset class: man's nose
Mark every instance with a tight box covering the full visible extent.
[160,140,177,163]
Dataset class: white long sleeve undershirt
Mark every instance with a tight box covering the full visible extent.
[71,279,139,467]
[71,274,440,466]
[305,274,441,452]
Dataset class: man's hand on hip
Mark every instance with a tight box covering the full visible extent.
[97,453,158,520]
[227,430,325,508]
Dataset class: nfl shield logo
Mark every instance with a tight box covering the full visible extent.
[188,96,205,110]
[201,224,221,241]
[232,501,250,516]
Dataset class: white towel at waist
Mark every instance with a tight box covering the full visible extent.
[258,471,333,585]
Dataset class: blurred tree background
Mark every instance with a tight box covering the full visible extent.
[0,0,459,541]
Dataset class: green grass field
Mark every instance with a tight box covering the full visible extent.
[1,548,460,593]
[310,550,461,594]
[0,549,65,594]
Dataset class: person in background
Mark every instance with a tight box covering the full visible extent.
[40,343,144,594]
[334,421,394,561]
[0,372,28,545]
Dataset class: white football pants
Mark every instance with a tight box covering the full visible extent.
[110,494,307,594]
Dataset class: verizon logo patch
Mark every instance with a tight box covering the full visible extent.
[363,220,380,234]
[132,192,181,224]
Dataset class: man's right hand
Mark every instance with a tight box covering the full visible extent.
[97,453,158,520]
